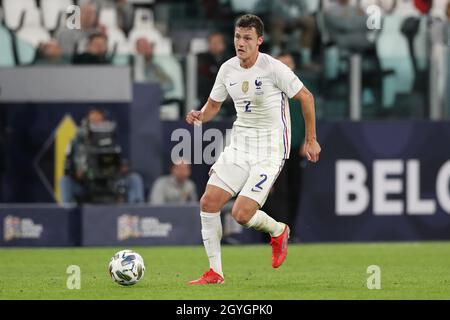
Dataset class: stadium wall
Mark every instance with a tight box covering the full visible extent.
[2,118,450,244]
[297,121,450,242]
[0,204,260,246]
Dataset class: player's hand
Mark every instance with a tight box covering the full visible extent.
[304,138,321,163]
[186,110,204,126]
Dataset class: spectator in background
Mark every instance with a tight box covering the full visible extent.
[149,160,198,205]
[55,3,106,57]
[33,40,70,65]
[197,32,234,117]
[60,108,144,204]
[263,53,306,242]
[324,0,374,53]
[257,0,319,70]
[133,37,174,94]
[198,32,227,105]
[72,33,110,64]
[82,0,134,33]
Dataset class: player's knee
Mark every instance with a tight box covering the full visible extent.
[231,207,251,225]
[200,194,221,213]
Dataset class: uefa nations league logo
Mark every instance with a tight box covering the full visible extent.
[3,215,43,241]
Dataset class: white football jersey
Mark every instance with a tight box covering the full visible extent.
[209,52,303,159]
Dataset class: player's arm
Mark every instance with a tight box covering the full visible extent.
[293,86,321,163]
[186,97,223,125]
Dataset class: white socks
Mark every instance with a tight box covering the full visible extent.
[244,210,284,237]
[200,211,223,277]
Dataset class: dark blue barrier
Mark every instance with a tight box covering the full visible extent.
[161,120,450,242]
[0,203,262,247]
[296,121,450,242]
[81,204,203,246]
[0,204,79,246]
[3,119,450,244]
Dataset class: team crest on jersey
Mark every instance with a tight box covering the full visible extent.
[242,81,249,93]
[255,78,263,96]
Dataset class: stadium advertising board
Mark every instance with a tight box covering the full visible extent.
[297,121,450,241]
[81,204,203,246]
[0,205,79,246]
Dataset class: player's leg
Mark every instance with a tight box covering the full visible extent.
[232,194,287,246]
[236,160,290,268]
[199,182,232,276]
[189,147,249,284]
[232,195,285,236]
[188,175,233,285]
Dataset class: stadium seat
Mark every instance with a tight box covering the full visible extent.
[128,8,164,54]
[16,36,36,65]
[392,0,421,16]
[40,0,73,31]
[413,17,429,71]
[303,0,320,13]
[430,0,448,19]
[107,29,130,66]
[189,38,208,54]
[229,0,259,13]
[97,7,130,64]
[16,7,51,47]
[321,0,358,11]
[132,8,155,29]
[99,7,118,30]
[360,0,397,14]
[3,0,37,30]
[376,14,415,107]
[154,54,185,102]
[0,25,15,66]
[153,38,172,55]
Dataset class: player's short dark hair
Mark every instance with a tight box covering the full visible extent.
[235,14,264,37]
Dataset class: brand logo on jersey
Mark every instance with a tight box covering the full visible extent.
[242,81,249,93]
[251,187,262,192]
[229,82,237,87]
[255,79,262,89]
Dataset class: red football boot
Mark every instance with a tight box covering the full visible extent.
[188,268,225,285]
[270,224,290,268]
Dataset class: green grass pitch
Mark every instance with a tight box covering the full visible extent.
[1,242,450,299]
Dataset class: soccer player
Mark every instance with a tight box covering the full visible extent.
[186,14,321,284]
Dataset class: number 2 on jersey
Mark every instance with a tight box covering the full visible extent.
[244,100,251,112]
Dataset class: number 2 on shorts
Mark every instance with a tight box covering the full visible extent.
[254,174,267,190]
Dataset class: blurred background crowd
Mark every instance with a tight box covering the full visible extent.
[0,0,449,120]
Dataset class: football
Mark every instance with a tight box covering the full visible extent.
[108,250,145,286]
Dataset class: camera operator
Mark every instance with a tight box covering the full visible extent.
[59,108,144,204]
